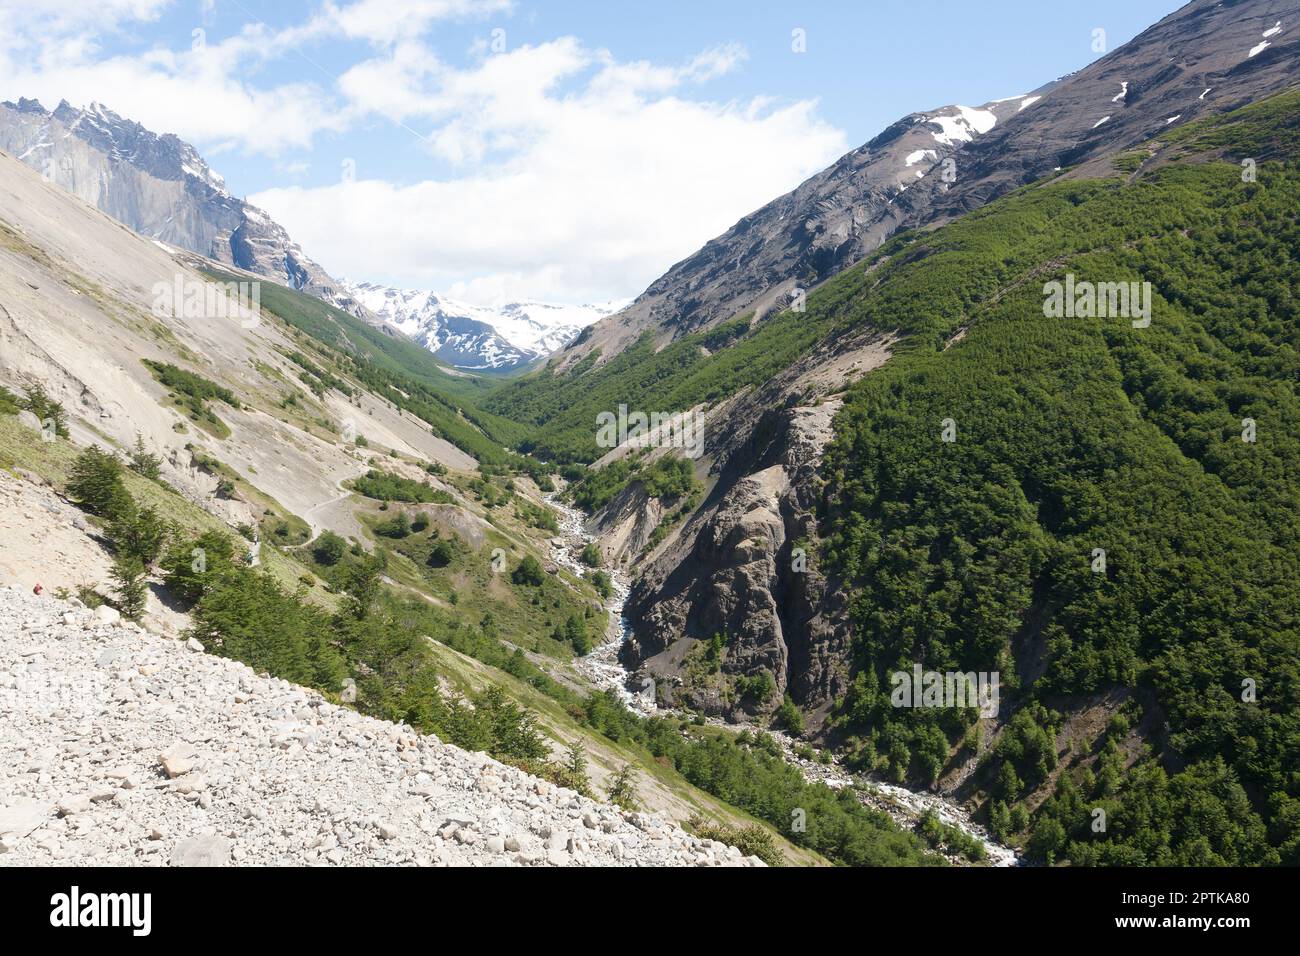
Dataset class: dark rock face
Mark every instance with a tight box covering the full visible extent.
[563,0,1300,370]
[0,98,369,319]
[621,327,889,725]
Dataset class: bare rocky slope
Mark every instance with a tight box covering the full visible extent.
[562,0,1299,371]
[0,98,369,319]
[0,587,759,866]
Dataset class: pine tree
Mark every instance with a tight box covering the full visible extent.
[606,763,640,812]
[111,555,148,621]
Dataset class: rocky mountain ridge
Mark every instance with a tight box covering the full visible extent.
[604,0,1300,730]
[561,0,1299,370]
[0,97,370,320]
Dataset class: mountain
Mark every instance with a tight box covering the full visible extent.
[0,136,883,867]
[561,0,1299,370]
[483,0,1300,867]
[0,97,369,319]
[347,281,624,371]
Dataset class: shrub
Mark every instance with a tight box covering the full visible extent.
[313,531,347,566]
[511,555,545,586]
[427,538,455,568]
[66,445,132,519]
[686,816,783,867]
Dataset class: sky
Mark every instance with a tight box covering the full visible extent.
[0,0,1184,305]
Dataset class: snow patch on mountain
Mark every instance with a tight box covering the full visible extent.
[347,281,626,371]
[924,105,998,146]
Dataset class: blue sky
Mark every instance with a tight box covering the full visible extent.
[0,0,1182,303]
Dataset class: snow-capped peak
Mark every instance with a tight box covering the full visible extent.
[345,280,627,371]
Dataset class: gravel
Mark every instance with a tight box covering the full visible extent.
[0,586,761,867]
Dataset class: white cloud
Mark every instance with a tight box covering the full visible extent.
[318,0,513,44]
[254,40,848,304]
[0,0,510,154]
[0,1,848,304]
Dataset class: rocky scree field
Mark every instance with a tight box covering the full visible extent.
[0,587,762,867]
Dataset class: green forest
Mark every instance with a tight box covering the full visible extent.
[814,92,1300,865]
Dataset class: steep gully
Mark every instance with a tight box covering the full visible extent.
[544,494,1019,866]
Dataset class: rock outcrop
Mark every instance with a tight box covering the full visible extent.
[621,327,894,726]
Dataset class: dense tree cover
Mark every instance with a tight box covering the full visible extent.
[578,690,936,866]
[569,454,699,513]
[483,307,848,463]
[0,385,18,416]
[816,96,1300,865]
[351,469,440,503]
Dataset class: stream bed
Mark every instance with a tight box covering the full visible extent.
[544,493,1019,866]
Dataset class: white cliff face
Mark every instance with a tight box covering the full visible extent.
[0,98,366,319]
[347,280,625,370]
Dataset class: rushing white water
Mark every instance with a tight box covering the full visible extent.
[545,494,656,715]
[544,492,1019,865]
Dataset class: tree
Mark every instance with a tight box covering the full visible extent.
[606,763,640,811]
[161,529,236,605]
[111,555,148,621]
[20,384,68,438]
[67,445,132,518]
[313,530,346,566]
[1027,816,1067,865]
[511,555,545,586]
[343,558,382,619]
[127,434,162,480]
[375,512,411,538]
[776,693,805,736]
[109,505,169,567]
[563,615,591,654]
[579,543,602,567]
[556,742,593,797]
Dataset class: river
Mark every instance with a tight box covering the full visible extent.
[544,492,1019,866]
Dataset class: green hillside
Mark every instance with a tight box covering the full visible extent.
[817,91,1300,865]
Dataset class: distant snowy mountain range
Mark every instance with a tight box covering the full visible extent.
[347,281,626,371]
